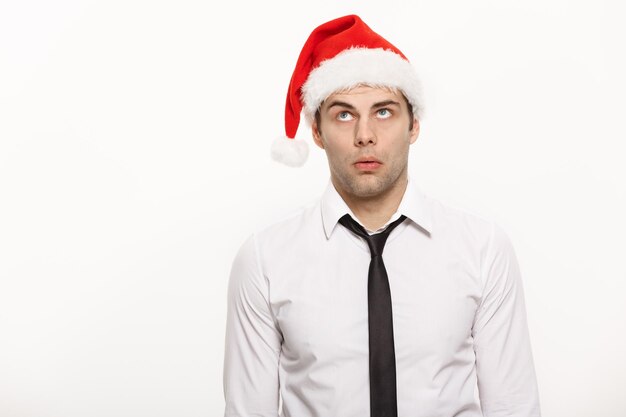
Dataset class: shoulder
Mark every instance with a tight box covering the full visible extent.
[229,199,320,282]
[255,198,321,242]
[420,190,514,259]
[420,192,520,291]
[234,197,323,262]
[426,192,497,236]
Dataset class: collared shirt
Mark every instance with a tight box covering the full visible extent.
[223,180,541,417]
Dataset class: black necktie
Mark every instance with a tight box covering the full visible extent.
[338,213,407,417]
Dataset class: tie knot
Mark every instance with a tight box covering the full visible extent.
[338,214,407,258]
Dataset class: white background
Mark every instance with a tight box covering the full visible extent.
[1,0,624,416]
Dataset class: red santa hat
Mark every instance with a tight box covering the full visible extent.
[271,14,424,167]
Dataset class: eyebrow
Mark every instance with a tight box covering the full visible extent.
[326,100,356,111]
[325,99,401,112]
[371,100,401,109]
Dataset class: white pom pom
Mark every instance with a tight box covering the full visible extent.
[270,137,309,167]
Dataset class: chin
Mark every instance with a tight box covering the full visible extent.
[347,177,389,198]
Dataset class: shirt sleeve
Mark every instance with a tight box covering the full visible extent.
[472,222,541,417]
[223,234,283,417]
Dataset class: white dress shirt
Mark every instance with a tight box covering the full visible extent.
[223,180,541,417]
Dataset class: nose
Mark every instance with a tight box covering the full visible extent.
[354,117,376,147]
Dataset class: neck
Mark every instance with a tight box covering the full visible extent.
[335,175,409,231]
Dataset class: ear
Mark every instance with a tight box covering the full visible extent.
[312,120,325,149]
[409,117,420,145]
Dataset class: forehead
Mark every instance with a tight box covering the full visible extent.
[323,85,405,106]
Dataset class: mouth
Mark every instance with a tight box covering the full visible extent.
[354,157,382,171]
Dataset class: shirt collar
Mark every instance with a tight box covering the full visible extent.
[320,177,433,239]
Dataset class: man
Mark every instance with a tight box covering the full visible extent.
[223,15,541,417]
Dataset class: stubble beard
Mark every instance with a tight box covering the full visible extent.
[331,154,409,201]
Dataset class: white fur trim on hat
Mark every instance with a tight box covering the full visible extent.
[271,136,309,167]
[301,47,424,124]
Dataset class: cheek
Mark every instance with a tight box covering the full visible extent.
[390,129,413,149]
[323,138,352,158]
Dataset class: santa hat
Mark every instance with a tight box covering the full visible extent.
[271,14,424,167]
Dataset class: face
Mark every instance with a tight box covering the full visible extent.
[312,85,420,201]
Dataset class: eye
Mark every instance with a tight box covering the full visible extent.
[337,111,354,121]
[376,108,392,119]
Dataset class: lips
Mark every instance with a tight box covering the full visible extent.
[354,157,382,171]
